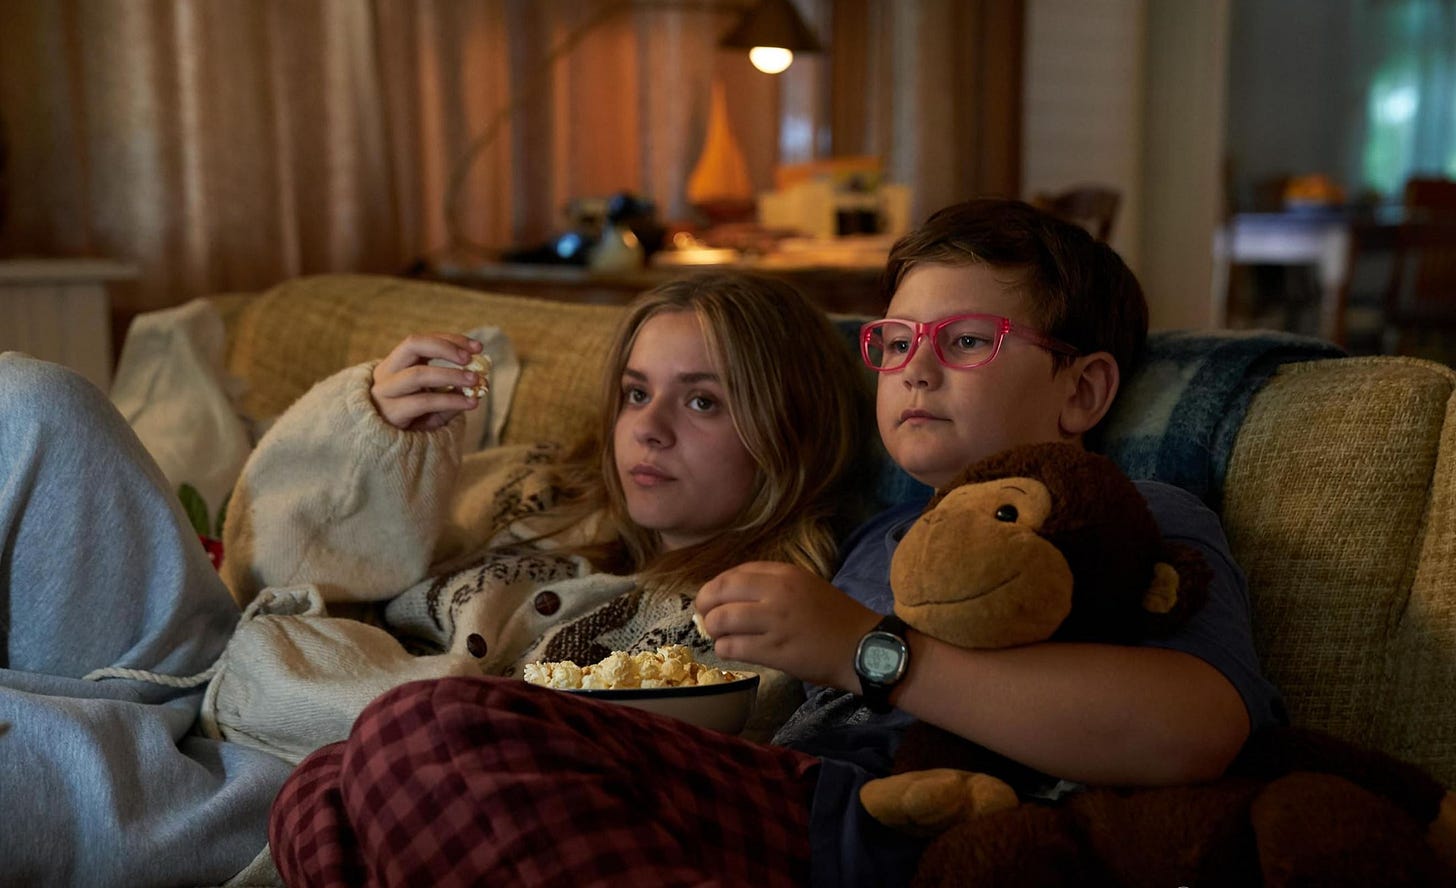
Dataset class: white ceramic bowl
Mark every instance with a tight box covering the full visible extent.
[561,672,759,734]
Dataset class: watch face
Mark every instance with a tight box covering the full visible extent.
[858,634,906,682]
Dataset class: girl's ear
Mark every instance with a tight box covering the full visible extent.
[1058,351,1120,437]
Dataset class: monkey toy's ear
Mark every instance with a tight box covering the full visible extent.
[1138,541,1213,637]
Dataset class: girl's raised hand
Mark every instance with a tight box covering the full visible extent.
[370,333,484,430]
[695,562,881,690]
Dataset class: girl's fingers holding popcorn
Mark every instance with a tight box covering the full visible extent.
[371,332,489,429]
[373,363,481,399]
[378,333,481,375]
[378,390,478,431]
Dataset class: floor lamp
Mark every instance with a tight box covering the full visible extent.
[442,0,823,259]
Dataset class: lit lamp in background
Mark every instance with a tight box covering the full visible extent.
[720,0,823,74]
[442,0,823,259]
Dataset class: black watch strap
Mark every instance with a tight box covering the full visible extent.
[855,613,911,714]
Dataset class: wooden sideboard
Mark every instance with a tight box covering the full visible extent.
[0,258,138,390]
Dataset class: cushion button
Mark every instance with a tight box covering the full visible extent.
[466,633,488,658]
[534,591,561,616]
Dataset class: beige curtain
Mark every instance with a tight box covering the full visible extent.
[829,0,1023,221]
[0,0,1020,335]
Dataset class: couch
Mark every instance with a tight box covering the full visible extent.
[195,272,1456,790]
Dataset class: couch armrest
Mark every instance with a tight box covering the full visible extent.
[1224,355,1456,785]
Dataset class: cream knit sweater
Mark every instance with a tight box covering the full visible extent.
[217,363,800,747]
[222,360,554,605]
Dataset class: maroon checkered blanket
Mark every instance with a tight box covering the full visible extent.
[271,676,818,886]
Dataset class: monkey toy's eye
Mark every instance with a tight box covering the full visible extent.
[994,504,1019,523]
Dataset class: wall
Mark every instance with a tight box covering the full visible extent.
[1023,0,1230,330]
[1139,0,1230,330]
[1224,0,1359,208]
[1021,0,1145,268]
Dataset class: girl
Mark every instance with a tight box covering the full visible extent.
[219,273,874,736]
[0,271,874,886]
[227,272,871,610]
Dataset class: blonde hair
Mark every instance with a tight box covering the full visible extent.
[544,272,875,592]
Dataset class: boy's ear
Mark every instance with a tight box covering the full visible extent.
[1058,351,1120,437]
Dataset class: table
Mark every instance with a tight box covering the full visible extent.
[0,259,138,390]
[1211,209,1402,344]
[424,238,892,318]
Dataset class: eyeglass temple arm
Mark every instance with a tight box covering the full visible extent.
[1006,320,1079,356]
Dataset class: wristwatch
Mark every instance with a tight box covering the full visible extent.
[854,613,911,713]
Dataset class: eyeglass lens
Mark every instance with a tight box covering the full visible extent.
[865,317,1002,370]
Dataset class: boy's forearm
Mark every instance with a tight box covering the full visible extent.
[888,633,1250,787]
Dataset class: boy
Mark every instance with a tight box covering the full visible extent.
[270,199,1282,888]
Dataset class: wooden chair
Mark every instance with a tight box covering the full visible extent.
[1381,218,1456,358]
[1331,217,1400,352]
[1032,185,1121,241]
[1404,177,1456,220]
[1371,178,1456,360]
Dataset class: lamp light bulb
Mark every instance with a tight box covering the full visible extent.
[749,46,794,74]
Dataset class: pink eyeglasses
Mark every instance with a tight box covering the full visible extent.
[860,313,1079,372]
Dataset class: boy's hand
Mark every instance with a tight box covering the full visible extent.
[695,562,881,690]
[370,333,484,431]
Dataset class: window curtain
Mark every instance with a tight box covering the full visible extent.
[0,0,754,322]
[0,0,1021,334]
[1352,0,1456,196]
[829,0,1022,221]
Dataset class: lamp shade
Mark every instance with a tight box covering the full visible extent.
[719,0,822,53]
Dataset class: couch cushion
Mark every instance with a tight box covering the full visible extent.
[223,274,622,447]
[1224,356,1456,784]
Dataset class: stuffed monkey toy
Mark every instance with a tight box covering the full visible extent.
[857,442,1456,887]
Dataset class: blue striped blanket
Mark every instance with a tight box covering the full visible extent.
[1093,329,1344,508]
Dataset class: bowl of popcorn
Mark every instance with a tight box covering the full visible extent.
[523,645,758,734]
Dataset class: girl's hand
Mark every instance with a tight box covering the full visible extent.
[695,562,881,689]
[370,333,484,431]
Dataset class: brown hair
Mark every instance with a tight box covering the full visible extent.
[883,198,1148,379]
[545,271,875,592]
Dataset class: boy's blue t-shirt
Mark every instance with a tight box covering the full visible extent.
[776,479,1286,888]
